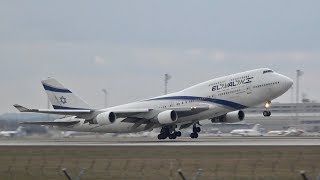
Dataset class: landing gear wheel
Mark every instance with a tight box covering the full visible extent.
[263,111,271,117]
[190,133,198,139]
[175,131,182,137]
[263,111,267,116]
[159,126,181,140]
[169,133,177,139]
[191,123,201,139]
[158,133,167,140]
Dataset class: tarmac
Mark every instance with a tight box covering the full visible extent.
[0,136,319,146]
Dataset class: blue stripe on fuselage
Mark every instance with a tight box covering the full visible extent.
[43,84,72,93]
[146,96,247,109]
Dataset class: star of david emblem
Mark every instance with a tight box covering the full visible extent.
[60,96,67,104]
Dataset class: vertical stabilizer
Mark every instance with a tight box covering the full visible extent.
[252,124,261,131]
[41,78,91,110]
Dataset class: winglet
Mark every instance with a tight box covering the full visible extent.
[13,104,30,112]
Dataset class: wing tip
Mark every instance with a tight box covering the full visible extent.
[13,104,29,112]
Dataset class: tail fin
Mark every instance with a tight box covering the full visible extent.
[42,78,91,110]
[16,126,24,133]
[252,124,261,131]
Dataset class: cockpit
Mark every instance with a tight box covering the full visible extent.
[263,69,274,74]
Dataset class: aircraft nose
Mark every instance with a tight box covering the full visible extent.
[283,76,293,90]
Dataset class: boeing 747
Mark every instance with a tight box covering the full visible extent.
[14,68,293,139]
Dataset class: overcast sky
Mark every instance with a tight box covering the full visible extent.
[1,1,320,113]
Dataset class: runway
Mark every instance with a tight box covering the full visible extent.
[0,136,319,146]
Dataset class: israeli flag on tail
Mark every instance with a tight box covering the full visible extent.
[41,78,91,110]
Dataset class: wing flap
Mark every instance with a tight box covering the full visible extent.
[20,121,80,126]
[120,105,210,123]
[113,108,152,118]
[172,104,210,117]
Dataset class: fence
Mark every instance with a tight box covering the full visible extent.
[0,146,319,179]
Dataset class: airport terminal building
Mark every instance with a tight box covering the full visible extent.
[243,102,320,132]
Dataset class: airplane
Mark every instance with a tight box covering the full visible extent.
[230,124,262,136]
[14,68,293,140]
[267,127,304,136]
[0,126,25,138]
[60,131,97,138]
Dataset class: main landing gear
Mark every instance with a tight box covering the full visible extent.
[158,126,181,140]
[190,124,201,139]
[263,101,271,117]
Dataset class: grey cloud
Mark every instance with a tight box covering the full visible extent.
[1,1,320,113]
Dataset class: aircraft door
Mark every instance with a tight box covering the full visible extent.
[245,76,254,95]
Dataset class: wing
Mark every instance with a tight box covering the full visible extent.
[14,103,210,129]
[119,104,210,130]
[14,104,152,118]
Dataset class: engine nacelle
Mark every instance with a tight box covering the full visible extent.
[157,110,178,124]
[93,111,116,125]
[214,110,245,123]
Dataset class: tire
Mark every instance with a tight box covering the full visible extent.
[169,133,176,139]
[157,134,163,140]
[175,131,182,137]
[190,133,198,139]
[196,127,201,133]
[158,133,166,140]
[194,133,198,138]
[190,133,195,138]
[268,111,271,116]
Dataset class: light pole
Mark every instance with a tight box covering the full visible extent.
[102,89,107,108]
[295,70,303,126]
[296,70,303,103]
[164,73,172,95]
[47,97,50,120]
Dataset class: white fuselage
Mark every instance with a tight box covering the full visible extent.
[57,68,293,133]
[0,127,24,137]
[267,128,304,136]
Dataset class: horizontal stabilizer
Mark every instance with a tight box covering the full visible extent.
[20,121,80,126]
[13,104,29,112]
[13,104,92,117]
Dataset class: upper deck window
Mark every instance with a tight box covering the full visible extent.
[263,70,273,74]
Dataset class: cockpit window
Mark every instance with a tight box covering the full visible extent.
[263,70,273,74]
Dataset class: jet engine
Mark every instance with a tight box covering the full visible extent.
[157,110,178,124]
[212,110,245,123]
[93,111,116,125]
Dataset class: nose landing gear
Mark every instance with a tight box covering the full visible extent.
[263,101,272,117]
[263,110,271,117]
